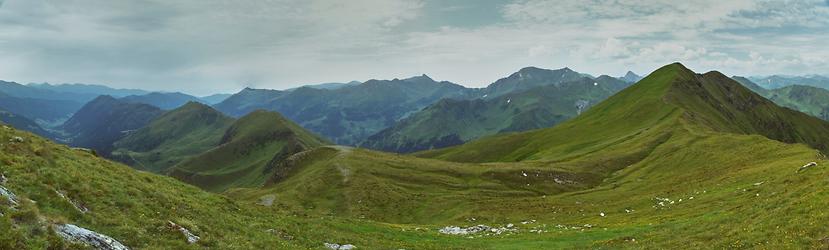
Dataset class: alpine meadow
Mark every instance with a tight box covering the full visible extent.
[2,1,829,249]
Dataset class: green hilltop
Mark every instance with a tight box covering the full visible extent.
[168,110,329,192]
[111,102,236,173]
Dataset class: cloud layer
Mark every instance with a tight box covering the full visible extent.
[0,0,827,94]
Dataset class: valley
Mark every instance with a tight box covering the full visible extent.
[3,63,829,249]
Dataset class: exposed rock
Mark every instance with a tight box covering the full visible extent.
[439,224,517,236]
[55,190,89,213]
[798,162,818,172]
[0,173,6,184]
[167,221,200,244]
[258,194,276,206]
[325,242,356,250]
[9,136,24,143]
[0,185,19,207]
[54,224,129,250]
[575,99,590,115]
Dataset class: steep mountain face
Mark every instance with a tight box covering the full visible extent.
[0,91,83,126]
[764,85,829,120]
[168,110,328,192]
[215,76,477,145]
[483,67,586,98]
[619,71,643,83]
[111,102,235,172]
[119,92,204,110]
[26,83,148,97]
[0,110,53,138]
[734,77,829,121]
[361,76,631,153]
[59,96,164,156]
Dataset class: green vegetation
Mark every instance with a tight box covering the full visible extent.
[111,102,235,172]
[8,63,829,249]
[735,76,829,121]
[361,76,631,153]
[168,110,328,192]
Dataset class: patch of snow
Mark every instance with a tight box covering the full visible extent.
[506,99,511,104]
[593,82,598,86]
[54,224,129,250]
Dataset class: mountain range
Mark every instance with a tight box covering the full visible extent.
[5,63,829,248]
[361,74,632,152]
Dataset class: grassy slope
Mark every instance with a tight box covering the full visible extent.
[228,63,829,248]
[111,102,235,173]
[8,63,829,249]
[168,110,328,192]
[3,125,533,249]
[360,76,631,153]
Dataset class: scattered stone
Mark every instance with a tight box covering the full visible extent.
[600,212,605,217]
[753,181,765,186]
[0,173,6,184]
[798,162,818,172]
[167,221,200,244]
[265,228,294,240]
[258,194,276,207]
[439,224,517,236]
[325,242,355,250]
[9,136,23,143]
[54,224,129,250]
[0,186,19,207]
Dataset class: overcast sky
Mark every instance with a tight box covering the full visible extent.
[0,0,828,95]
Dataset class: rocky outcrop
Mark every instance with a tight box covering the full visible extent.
[54,224,129,250]
[167,221,200,244]
[0,185,18,207]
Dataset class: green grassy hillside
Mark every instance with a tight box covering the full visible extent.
[168,110,328,192]
[10,63,829,249]
[420,63,829,162]
[361,76,631,153]
[111,102,235,172]
[223,63,829,248]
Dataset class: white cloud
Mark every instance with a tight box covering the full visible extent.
[0,0,827,94]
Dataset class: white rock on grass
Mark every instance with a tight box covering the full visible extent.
[9,136,24,143]
[54,224,129,250]
[167,221,200,244]
[798,162,818,172]
[0,186,19,207]
[325,242,356,250]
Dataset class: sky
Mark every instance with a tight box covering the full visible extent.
[0,0,828,95]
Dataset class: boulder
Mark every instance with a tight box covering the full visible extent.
[54,224,129,250]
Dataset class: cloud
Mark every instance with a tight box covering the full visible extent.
[0,0,826,94]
